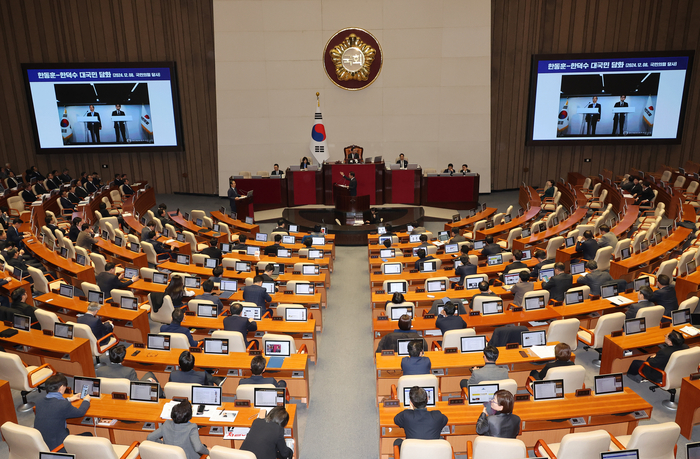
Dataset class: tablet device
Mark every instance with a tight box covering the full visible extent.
[570,261,585,275]
[521,330,546,347]
[600,450,639,459]
[73,376,101,398]
[241,306,261,320]
[12,313,30,331]
[264,339,291,357]
[147,333,171,350]
[386,281,407,294]
[383,262,402,275]
[197,303,218,318]
[203,338,229,355]
[262,281,276,294]
[461,335,487,353]
[565,236,575,248]
[426,279,446,293]
[538,268,554,282]
[481,300,504,315]
[88,290,104,305]
[130,381,159,402]
[124,267,138,279]
[285,308,307,322]
[467,383,499,405]
[59,283,75,298]
[624,317,646,335]
[153,272,168,284]
[594,373,624,395]
[54,322,74,339]
[524,295,546,311]
[532,379,564,401]
[121,297,138,311]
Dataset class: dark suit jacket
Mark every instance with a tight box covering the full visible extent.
[112,109,126,127]
[7,226,23,245]
[542,273,573,302]
[222,315,258,346]
[481,243,503,256]
[59,197,75,211]
[531,258,555,280]
[85,181,98,193]
[342,176,357,196]
[68,225,80,242]
[475,412,521,438]
[394,408,448,440]
[585,103,601,122]
[75,186,88,198]
[455,263,478,285]
[201,246,222,260]
[646,344,689,371]
[21,189,36,202]
[435,315,466,335]
[414,255,436,271]
[613,101,629,120]
[122,184,134,195]
[630,183,643,196]
[576,270,613,296]
[443,168,455,175]
[401,356,432,375]
[575,239,599,260]
[241,418,293,459]
[239,374,286,388]
[243,284,272,311]
[87,111,101,129]
[637,187,655,203]
[77,313,113,340]
[169,369,216,386]
[532,359,574,380]
[10,301,38,325]
[649,285,679,316]
[34,394,90,450]
[501,261,528,281]
[160,322,198,347]
[397,159,408,168]
[264,243,281,256]
[96,271,134,297]
[625,299,656,320]
[376,330,426,353]
[96,362,138,381]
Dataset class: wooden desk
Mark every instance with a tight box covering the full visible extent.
[676,377,700,439]
[210,211,260,235]
[22,237,96,286]
[285,168,324,206]
[34,293,150,344]
[600,325,700,374]
[476,206,541,241]
[0,325,95,376]
[168,214,230,245]
[368,253,457,272]
[0,380,18,425]
[94,238,148,269]
[385,168,422,205]
[324,162,385,205]
[225,252,334,274]
[378,388,651,457]
[609,227,692,281]
[0,274,33,306]
[121,212,191,256]
[246,239,335,260]
[123,351,310,406]
[66,395,299,455]
[230,176,289,210]
[675,270,700,304]
[444,207,497,232]
[181,316,318,363]
[511,208,588,251]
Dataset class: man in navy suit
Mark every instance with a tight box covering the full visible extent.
[243,275,272,315]
[7,218,25,246]
[435,301,466,335]
[59,189,75,213]
[649,274,679,317]
[393,386,448,448]
[34,373,91,451]
[575,230,599,260]
[454,254,478,287]
[160,308,198,347]
[339,170,357,196]
[223,302,257,346]
[401,340,431,375]
[169,351,217,386]
[77,302,113,340]
[239,355,286,387]
[96,262,139,297]
[541,262,573,302]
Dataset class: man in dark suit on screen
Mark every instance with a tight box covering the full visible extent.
[86,104,101,143]
[612,95,628,135]
[585,96,601,136]
[112,104,127,143]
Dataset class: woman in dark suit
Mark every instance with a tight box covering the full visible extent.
[476,389,521,438]
[529,343,574,379]
[300,157,310,170]
[627,330,687,383]
[241,406,293,459]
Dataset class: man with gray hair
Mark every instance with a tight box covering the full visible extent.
[77,301,113,340]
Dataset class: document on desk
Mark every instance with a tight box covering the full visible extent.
[607,296,634,306]
[209,410,238,422]
[530,345,555,359]
[160,400,179,419]
[680,325,700,336]
[529,321,549,327]
[165,239,175,244]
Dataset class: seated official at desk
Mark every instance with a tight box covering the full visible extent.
[243,275,273,316]
[460,164,471,175]
[209,265,225,284]
[460,345,509,388]
[376,314,427,353]
[46,215,65,237]
[201,238,223,261]
[96,262,139,297]
[97,344,162,385]
[241,406,293,459]
[481,236,503,256]
[161,308,198,347]
[541,262,572,302]
[396,153,408,168]
[443,163,456,176]
[261,263,276,282]
[239,355,287,388]
[635,182,655,206]
[401,340,431,375]
[649,274,679,317]
[223,302,258,346]
[9,288,39,328]
[141,220,157,241]
[530,249,554,281]
[541,179,555,199]
[34,373,91,451]
[575,230,599,261]
[76,223,98,251]
[382,238,402,255]
[385,292,407,310]
[416,234,430,248]
[68,217,82,243]
[529,343,573,380]
[499,249,528,281]
[144,230,173,259]
[193,280,224,316]
[59,189,75,213]
[169,350,217,386]
[510,271,534,307]
[414,248,436,271]
[470,281,500,306]
[450,227,466,243]
[476,389,521,438]
[147,399,209,459]
[272,219,288,234]
[231,234,248,251]
[393,386,448,448]
[435,301,466,335]
[78,302,113,340]
[575,261,613,296]
[264,234,283,256]
[300,157,311,170]
[625,286,656,320]
[597,224,618,249]
[271,164,283,176]
[627,330,688,383]
[454,254,477,287]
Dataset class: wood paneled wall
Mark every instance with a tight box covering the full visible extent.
[0,0,217,194]
[492,0,700,190]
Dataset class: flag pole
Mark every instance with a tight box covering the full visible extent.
[317,92,320,107]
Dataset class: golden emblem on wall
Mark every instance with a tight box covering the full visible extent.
[329,34,376,81]
[323,28,382,91]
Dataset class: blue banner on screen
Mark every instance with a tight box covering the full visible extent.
[527,52,694,144]
[22,63,183,153]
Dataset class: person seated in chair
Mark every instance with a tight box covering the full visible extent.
[201,238,222,261]
[510,271,534,307]
[347,146,361,164]
[649,274,678,318]
[393,386,448,449]
[443,163,456,176]
[529,343,574,380]
[627,330,687,383]
[575,230,599,260]
[530,249,554,281]
[376,314,426,352]
[34,373,91,451]
[264,234,283,256]
[476,389,521,438]
[435,301,466,335]
[160,308,198,347]
[401,340,431,375]
[575,260,613,296]
[499,249,527,281]
[414,248,436,271]
[239,355,287,388]
[223,302,258,346]
[169,350,217,386]
[272,219,288,234]
[541,262,573,302]
[449,227,466,243]
[193,280,224,316]
[480,235,503,256]
[460,345,509,388]
[9,288,39,328]
[147,399,209,459]
[77,302,114,340]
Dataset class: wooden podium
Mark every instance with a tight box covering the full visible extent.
[334,184,370,224]
[235,195,255,222]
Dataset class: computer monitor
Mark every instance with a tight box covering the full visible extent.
[285,307,307,322]
[390,306,413,320]
[672,309,691,326]
[195,218,203,227]
[147,334,171,350]
[402,386,435,407]
[114,236,123,247]
[640,239,649,252]
[129,381,159,402]
[121,297,138,311]
[481,300,504,315]
[12,313,30,331]
[460,335,487,353]
[551,217,559,227]
[197,303,218,318]
[594,373,624,395]
[421,261,437,273]
[634,277,650,291]
[503,273,520,286]
[282,235,295,244]
[308,249,324,259]
[687,259,697,275]
[426,279,446,293]
[521,249,532,260]
[176,233,186,243]
[294,283,313,295]
[521,330,547,347]
[406,225,414,232]
[288,224,298,232]
[521,228,531,238]
[444,243,459,254]
[601,284,618,299]
[101,230,109,240]
[40,452,74,459]
[565,236,575,248]
[302,265,320,275]
[487,254,503,266]
[124,267,139,279]
[532,379,564,401]
[220,280,237,292]
[620,247,631,260]
[183,277,200,289]
[570,261,585,275]
[12,268,22,281]
[377,226,387,235]
[387,281,407,294]
[241,306,261,320]
[437,231,449,242]
[213,224,220,232]
[467,383,500,405]
[54,322,74,339]
[203,338,229,355]
[378,236,391,246]
[379,248,395,259]
[539,222,547,232]
[264,340,291,357]
[88,291,104,305]
[60,247,68,258]
[538,268,554,282]
[176,254,190,265]
[255,233,268,242]
[253,387,286,408]
[504,214,512,223]
[565,290,584,305]
[687,442,700,459]
[220,243,231,253]
[311,236,325,246]
[73,377,101,398]
[205,258,218,268]
[524,295,546,311]
[409,234,420,243]
[600,450,640,459]
[183,212,190,221]
[485,221,494,229]
[466,277,481,290]
[396,339,414,356]
[246,246,258,256]
[59,283,74,298]
[153,272,168,284]
[473,240,485,250]
[624,317,646,335]
[235,261,251,272]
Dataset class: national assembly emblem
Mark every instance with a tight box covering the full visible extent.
[323,28,382,91]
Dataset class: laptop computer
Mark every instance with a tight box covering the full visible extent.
[389,306,413,320]
[538,268,554,282]
[421,261,437,273]
[503,273,520,286]
[521,330,547,347]
[461,335,487,353]
[256,233,268,242]
[426,279,446,293]
[253,387,285,412]
[570,261,585,275]
[241,306,261,320]
[59,283,75,298]
[473,240,485,251]
[302,265,320,276]
[197,303,218,318]
[672,309,691,326]
[121,297,138,311]
[219,280,238,299]
[466,277,481,290]
[565,290,584,305]
[487,254,502,266]
[521,249,531,260]
[153,272,168,284]
[88,290,104,305]
[294,283,313,295]
[633,277,650,291]
[205,258,218,268]
[444,243,459,254]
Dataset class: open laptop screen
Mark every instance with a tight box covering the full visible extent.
[570,261,585,275]
[59,283,74,298]
[487,254,502,266]
[624,317,646,335]
[197,303,218,318]
[153,272,168,284]
[403,386,435,407]
[421,261,437,273]
[565,290,583,305]
[220,280,237,292]
[285,308,307,322]
[532,379,564,401]
[634,277,650,291]
[54,323,74,339]
[130,381,159,402]
[121,297,138,310]
[379,249,395,258]
[241,306,261,320]
[601,284,618,299]
[594,373,624,395]
[387,282,407,294]
[461,335,487,353]
[466,277,481,290]
[521,330,547,347]
[302,265,320,275]
[467,383,499,405]
[503,273,520,286]
[88,291,104,305]
[521,249,531,260]
[600,451,640,459]
[473,240,485,250]
[444,243,458,254]
[176,254,190,265]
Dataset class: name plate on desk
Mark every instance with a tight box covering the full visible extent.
[112,392,128,400]
[249,350,261,356]
[660,322,671,329]
[292,371,304,378]
[377,316,388,321]
[448,398,464,405]
[272,316,283,321]
[506,343,519,350]
[611,330,623,337]
[375,290,385,294]
[444,347,458,354]
[227,369,240,376]
[189,347,201,353]
[690,372,700,381]
[235,400,251,407]
[575,388,591,397]
[415,289,425,293]
[383,399,399,407]
[42,329,53,336]
[515,394,530,401]
[134,342,145,348]
[589,295,600,301]
[424,314,435,319]
[381,350,395,356]
[511,307,523,313]
[454,286,464,291]
[469,311,480,316]
[302,333,313,339]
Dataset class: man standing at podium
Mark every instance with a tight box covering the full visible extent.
[612,95,628,136]
[339,171,357,196]
[112,104,127,143]
[228,179,243,213]
[585,96,601,136]
[86,104,101,143]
